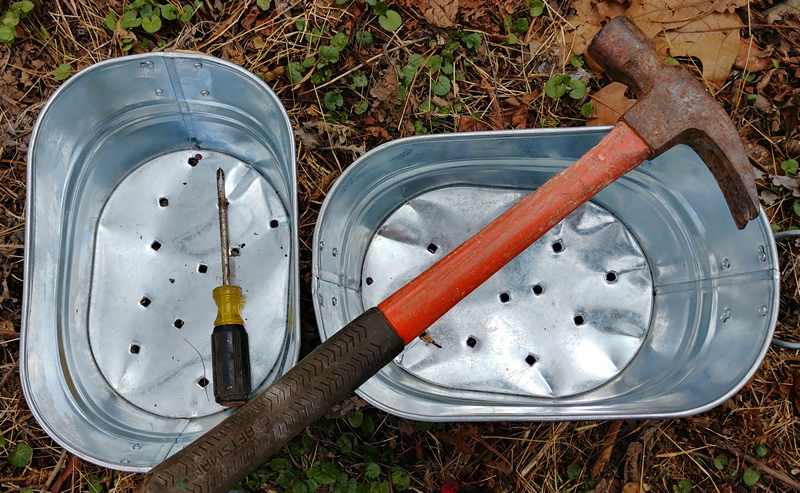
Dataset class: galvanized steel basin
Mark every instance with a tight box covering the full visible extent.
[313,128,779,421]
[22,53,300,471]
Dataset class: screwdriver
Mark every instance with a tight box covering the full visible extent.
[211,168,251,406]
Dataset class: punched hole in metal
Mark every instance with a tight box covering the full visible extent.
[140,296,151,307]
[151,241,162,251]
[525,354,536,365]
[552,241,564,253]
[174,319,184,329]
[231,247,240,257]
[158,197,169,207]
[270,219,279,228]
[197,377,209,388]
[365,277,373,285]
[198,264,208,273]
[427,243,438,254]
[532,284,544,295]
[574,315,585,326]
[605,271,617,283]
[187,156,198,166]
[130,344,140,354]
[499,292,511,303]
[466,336,477,348]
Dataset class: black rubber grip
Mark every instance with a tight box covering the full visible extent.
[140,308,404,493]
[211,324,251,406]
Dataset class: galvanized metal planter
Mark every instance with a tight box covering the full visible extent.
[22,53,300,471]
[313,127,779,421]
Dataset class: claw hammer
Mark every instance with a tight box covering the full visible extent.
[142,17,759,493]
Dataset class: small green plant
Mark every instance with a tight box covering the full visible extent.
[528,0,545,16]
[793,198,800,217]
[53,63,72,81]
[456,30,481,51]
[713,455,728,470]
[545,74,586,100]
[365,462,381,479]
[567,464,583,479]
[782,158,798,177]
[356,30,373,48]
[256,0,271,10]
[672,478,692,493]
[6,441,32,468]
[0,1,34,44]
[324,91,344,111]
[507,16,529,34]
[106,0,202,51]
[755,444,768,458]
[665,57,680,65]
[743,466,761,486]
[571,54,584,67]
[354,100,369,115]
[379,10,402,32]
[580,102,593,117]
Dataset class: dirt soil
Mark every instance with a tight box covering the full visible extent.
[1,0,800,492]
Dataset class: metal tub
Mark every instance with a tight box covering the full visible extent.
[313,128,779,421]
[22,53,300,470]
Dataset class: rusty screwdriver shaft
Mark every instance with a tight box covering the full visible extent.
[217,168,231,286]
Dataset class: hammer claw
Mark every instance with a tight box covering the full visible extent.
[588,16,759,229]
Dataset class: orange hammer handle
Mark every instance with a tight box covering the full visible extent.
[378,122,652,343]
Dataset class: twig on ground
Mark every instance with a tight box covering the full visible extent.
[591,420,623,479]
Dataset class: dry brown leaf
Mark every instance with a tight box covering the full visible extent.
[734,38,774,73]
[458,117,491,132]
[370,65,399,105]
[416,0,459,28]
[588,82,636,126]
[621,483,641,493]
[654,13,742,88]
[566,0,748,88]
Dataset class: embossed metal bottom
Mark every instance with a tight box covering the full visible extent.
[362,189,653,398]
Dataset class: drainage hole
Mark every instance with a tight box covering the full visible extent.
[174,319,184,329]
[198,264,208,273]
[140,296,151,307]
[130,344,140,354]
[427,243,438,254]
[231,247,240,257]
[466,336,477,348]
[499,292,511,303]
[270,219,279,228]
[605,271,617,283]
[159,197,169,207]
[365,277,373,285]
[197,377,209,388]
[188,157,198,166]
[574,315,585,326]
[151,241,162,251]
[525,354,537,366]
[552,240,564,253]
[532,284,544,295]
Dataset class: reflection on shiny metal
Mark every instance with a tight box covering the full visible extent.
[313,127,779,422]
[361,189,652,397]
[22,53,300,471]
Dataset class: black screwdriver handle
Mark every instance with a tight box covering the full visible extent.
[211,324,251,406]
[140,308,405,493]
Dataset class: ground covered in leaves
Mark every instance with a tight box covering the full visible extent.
[1,0,800,491]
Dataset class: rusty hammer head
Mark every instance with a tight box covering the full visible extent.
[588,16,759,229]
